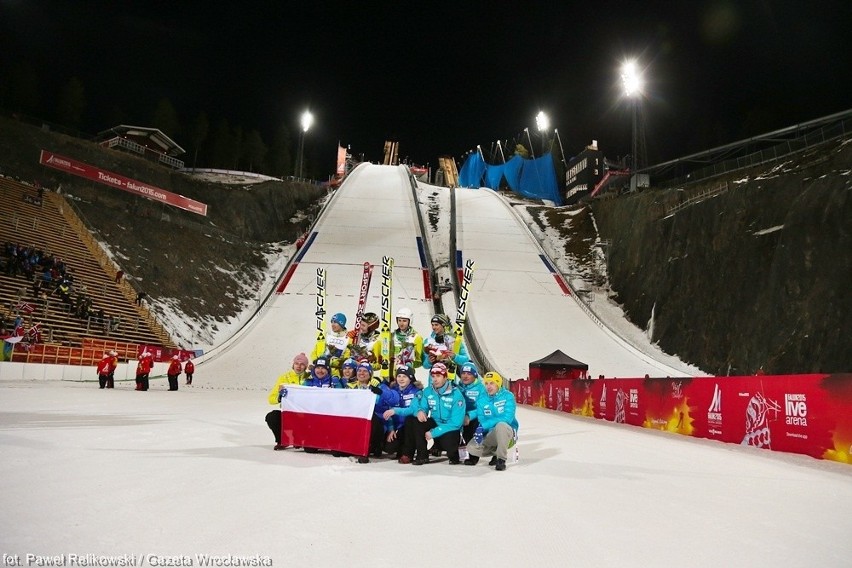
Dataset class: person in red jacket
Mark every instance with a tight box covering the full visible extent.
[184,358,195,385]
[136,351,154,391]
[167,355,182,391]
[96,351,117,389]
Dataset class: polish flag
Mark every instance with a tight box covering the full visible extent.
[280,385,374,456]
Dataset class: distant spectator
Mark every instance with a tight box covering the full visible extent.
[167,355,182,391]
[135,291,147,306]
[184,358,195,385]
[115,270,124,283]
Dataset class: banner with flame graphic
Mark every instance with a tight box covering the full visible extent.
[511,373,852,465]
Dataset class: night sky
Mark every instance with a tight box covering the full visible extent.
[2,0,850,171]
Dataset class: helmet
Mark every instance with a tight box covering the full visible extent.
[430,313,452,328]
[109,350,118,356]
[483,371,504,389]
[361,312,379,333]
[459,362,478,377]
[396,307,413,321]
[342,358,358,370]
[429,362,448,376]
[331,313,347,327]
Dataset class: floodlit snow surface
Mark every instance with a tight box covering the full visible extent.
[2,164,850,566]
[1,381,851,567]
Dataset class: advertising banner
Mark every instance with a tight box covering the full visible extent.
[511,373,852,464]
[39,150,208,216]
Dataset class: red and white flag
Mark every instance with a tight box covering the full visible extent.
[15,301,34,314]
[280,386,374,456]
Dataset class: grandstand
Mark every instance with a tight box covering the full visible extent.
[0,177,175,365]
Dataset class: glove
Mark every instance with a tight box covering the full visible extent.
[369,385,383,395]
[474,425,484,444]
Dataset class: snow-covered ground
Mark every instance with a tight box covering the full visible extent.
[2,165,850,566]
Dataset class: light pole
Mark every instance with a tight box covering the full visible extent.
[297,110,313,179]
[535,111,550,154]
[620,60,643,172]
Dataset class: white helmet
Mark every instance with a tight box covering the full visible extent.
[396,307,413,320]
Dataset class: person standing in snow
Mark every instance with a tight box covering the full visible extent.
[422,314,469,378]
[348,312,380,363]
[463,371,518,471]
[167,355,182,391]
[96,350,118,389]
[311,312,351,379]
[384,362,465,465]
[266,352,310,450]
[384,365,423,463]
[184,358,195,385]
[385,307,423,371]
[135,351,154,391]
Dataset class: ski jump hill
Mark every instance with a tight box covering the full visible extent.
[196,163,695,388]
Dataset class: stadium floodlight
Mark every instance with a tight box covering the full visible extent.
[535,111,550,132]
[298,110,314,179]
[621,60,643,97]
[535,111,551,154]
[620,59,644,173]
[301,110,314,133]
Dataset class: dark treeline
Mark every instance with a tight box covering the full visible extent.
[0,70,306,179]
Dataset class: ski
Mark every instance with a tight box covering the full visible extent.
[453,259,475,356]
[352,262,374,331]
[315,267,327,345]
[378,256,394,381]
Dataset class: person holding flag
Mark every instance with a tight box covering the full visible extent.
[266,352,311,450]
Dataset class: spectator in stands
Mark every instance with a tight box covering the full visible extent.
[184,358,195,385]
[167,355,182,391]
[135,351,154,391]
[108,315,121,334]
[115,270,124,284]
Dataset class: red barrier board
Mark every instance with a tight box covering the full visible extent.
[40,150,208,216]
[511,373,852,465]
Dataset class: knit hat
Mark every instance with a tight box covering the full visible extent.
[313,357,330,370]
[429,362,448,377]
[357,361,374,375]
[459,362,478,377]
[483,371,503,389]
[292,352,309,366]
[395,365,415,382]
[342,358,358,370]
[331,313,347,327]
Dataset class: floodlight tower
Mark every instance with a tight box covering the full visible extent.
[297,110,314,179]
[621,60,644,173]
[536,110,550,154]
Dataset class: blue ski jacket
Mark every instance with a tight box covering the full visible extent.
[390,382,422,430]
[303,369,341,388]
[456,379,487,421]
[348,379,400,432]
[475,387,519,434]
[396,380,465,439]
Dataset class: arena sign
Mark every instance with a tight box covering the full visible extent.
[39,150,208,216]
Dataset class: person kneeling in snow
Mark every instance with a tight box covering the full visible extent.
[385,362,465,465]
[463,371,518,471]
[266,352,310,450]
[346,361,400,463]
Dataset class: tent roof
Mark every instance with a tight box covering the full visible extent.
[529,349,588,369]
